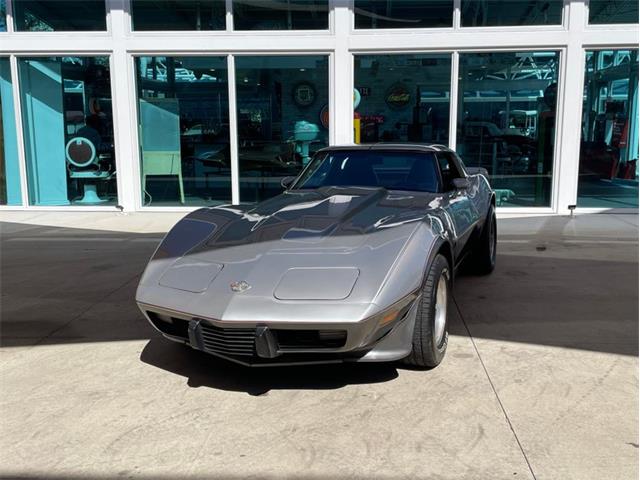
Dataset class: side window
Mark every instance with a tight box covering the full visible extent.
[437,153,463,191]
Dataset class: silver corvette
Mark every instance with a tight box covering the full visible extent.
[136,144,496,368]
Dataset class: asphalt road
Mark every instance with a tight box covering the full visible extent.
[0,214,637,479]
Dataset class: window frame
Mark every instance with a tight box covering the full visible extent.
[575,47,639,209]
[454,48,563,209]
[436,151,466,193]
[0,0,637,214]
[132,53,234,208]
[15,54,120,207]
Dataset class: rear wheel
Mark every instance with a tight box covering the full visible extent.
[403,254,450,368]
[471,204,497,275]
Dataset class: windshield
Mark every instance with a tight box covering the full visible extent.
[292,150,440,193]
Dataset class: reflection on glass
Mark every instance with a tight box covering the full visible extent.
[19,56,116,205]
[578,50,639,208]
[235,55,329,202]
[461,1,563,26]
[13,1,106,31]
[135,56,231,206]
[589,0,638,24]
[295,150,440,193]
[1,58,22,205]
[1,0,6,31]
[131,1,225,31]
[354,1,452,29]
[457,51,559,207]
[233,1,328,30]
[354,54,451,144]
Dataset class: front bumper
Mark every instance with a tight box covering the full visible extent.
[138,301,418,366]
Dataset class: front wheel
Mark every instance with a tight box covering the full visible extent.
[403,254,450,368]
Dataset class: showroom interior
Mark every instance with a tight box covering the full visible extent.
[0,0,637,213]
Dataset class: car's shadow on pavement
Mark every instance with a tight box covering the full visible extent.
[140,336,399,395]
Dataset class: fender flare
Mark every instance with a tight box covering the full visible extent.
[425,235,455,287]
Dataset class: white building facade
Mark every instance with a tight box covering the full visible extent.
[0,0,638,214]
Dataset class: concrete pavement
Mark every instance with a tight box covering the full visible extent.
[0,213,637,479]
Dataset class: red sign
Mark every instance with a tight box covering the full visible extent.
[320,104,329,129]
[361,115,385,124]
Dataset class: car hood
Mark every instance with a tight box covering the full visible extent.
[137,187,444,322]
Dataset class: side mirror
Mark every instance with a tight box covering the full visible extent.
[280,176,296,189]
[452,177,471,190]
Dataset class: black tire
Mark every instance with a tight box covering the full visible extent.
[403,254,451,368]
[471,204,497,275]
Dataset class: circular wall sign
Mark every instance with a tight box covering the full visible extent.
[293,82,316,107]
[385,83,411,110]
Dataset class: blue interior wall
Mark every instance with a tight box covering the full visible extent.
[0,58,22,205]
[19,58,68,205]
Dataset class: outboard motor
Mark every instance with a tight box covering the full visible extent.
[293,121,320,166]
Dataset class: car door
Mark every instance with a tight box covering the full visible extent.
[436,152,481,260]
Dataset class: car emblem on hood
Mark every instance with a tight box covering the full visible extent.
[230,280,251,293]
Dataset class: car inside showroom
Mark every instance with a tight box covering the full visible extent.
[0,0,637,213]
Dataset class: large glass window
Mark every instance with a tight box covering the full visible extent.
[354,1,453,29]
[135,56,231,207]
[354,54,451,144]
[19,56,117,206]
[235,55,329,202]
[233,1,328,30]
[461,1,563,27]
[131,1,225,31]
[457,51,560,207]
[588,1,639,24]
[577,50,638,208]
[1,58,22,205]
[13,1,106,31]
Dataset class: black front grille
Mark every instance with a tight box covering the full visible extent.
[275,329,347,350]
[146,310,351,363]
[199,322,256,357]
